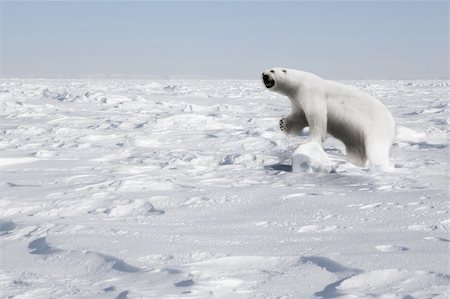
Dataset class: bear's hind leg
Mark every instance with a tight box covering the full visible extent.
[346,145,367,167]
[365,140,391,168]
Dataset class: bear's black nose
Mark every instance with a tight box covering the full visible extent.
[263,74,269,82]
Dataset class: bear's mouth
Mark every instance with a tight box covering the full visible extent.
[263,74,275,88]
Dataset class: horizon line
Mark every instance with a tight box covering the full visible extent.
[0,74,449,81]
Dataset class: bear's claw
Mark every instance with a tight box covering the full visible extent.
[279,118,287,131]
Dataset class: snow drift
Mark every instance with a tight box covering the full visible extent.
[0,78,448,298]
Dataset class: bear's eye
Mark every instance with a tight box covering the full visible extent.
[270,70,275,73]
[282,69,287,73]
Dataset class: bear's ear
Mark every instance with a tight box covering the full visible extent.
[282,69,287,73]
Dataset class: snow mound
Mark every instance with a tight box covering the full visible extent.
[396,126,447,149]
[337,269,450,298]
[375,245,409,252]
[292,142,335,173]
[297,224,337,233]
[105,199,165,218]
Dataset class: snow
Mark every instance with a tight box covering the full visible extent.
[0,78,449,298]
[292,141,335,173]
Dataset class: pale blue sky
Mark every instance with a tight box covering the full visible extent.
[0,1,448,79]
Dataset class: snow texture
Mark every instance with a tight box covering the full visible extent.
[0,79,449,298]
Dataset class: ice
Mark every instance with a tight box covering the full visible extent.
[0,78,449,298]
[292,141,335,173]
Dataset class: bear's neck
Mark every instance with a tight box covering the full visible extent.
[278,87,299,100]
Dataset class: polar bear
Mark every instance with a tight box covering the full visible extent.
[262,67,395,167]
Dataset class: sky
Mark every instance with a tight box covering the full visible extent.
[0,1,448,79]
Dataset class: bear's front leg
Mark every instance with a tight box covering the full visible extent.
[303,99,328,144]
[279,112,306,136]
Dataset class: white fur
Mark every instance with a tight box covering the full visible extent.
[263,67,395,168]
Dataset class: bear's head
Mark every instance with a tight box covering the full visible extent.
[262,67,298,96]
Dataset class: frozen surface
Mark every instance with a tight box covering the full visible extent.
[292,141,335,174]
[0,78,448,298]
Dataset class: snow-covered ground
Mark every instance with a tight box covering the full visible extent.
[0,78,448,298]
